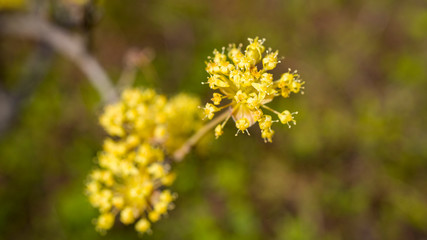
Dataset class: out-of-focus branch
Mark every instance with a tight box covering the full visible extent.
[0,14,119,103]
[117,48,156,91]
[14,44,53,102]
[0,44,53,136]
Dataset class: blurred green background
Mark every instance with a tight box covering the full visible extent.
[1,0,427,239]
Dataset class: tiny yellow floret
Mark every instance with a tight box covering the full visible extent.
[211,93,223,105]
[261,128,275,143]
[278,110,297,127]
[135,218,151,233]
[236,118,250,131]
[215,124,224,139]
[203,103,219,120]
[120,207,136,225]
[262,51,279,71]
[96,213,115,232]
[148,211,161,222]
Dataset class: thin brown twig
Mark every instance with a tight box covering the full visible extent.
[173,109,230,162]
[0,14,119,103]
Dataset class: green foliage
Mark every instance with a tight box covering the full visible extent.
[1,0,427,239]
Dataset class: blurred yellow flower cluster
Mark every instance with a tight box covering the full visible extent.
[86,88,201,234]
[99,88,202,153]
[0,0,26,10]
[61,0,90,5]
[203,37,304,142]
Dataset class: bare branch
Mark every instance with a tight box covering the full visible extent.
[0,14,119,103]
[0,44,53,136]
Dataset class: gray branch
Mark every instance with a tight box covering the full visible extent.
[0,14,119,103]
[0,44,53,136]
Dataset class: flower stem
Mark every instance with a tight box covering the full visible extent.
[172,109,230,162]
[261,104,280,115]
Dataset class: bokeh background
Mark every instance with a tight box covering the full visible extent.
[1,0,427,239]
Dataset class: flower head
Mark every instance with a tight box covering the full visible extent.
[99,88,202,153]
[88,88,201,235]
[203,37,304,142]
[87,140,177,235]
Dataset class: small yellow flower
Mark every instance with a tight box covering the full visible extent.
[211,93,223,105]
[148,211,161,222]
[120,207,136,225]
[159,190,174,204]
[135,218,151,234]
[112,196,124,209]
[154,201,169,215]
[214,124,224,139]
[96,213,115,232]
[234,90,248,103]
[147,163,166,179]
[262,50,279,71]
[203,103,219,120]
[236,118,250,132]
[278,110,297,125]
[161,172,177,186]
[261,128,275,143]
[203,37,305,142]
[259,115,273,130]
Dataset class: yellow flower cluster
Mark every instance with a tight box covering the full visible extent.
[0,0,25,9]
[87,88,201,234]
[203,37,304,142]
[99,88,201,153]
